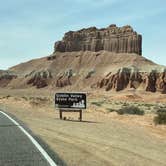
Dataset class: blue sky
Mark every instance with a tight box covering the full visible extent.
[0,0,166,69]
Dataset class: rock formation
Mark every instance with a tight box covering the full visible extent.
[56,69,73,87]
[2,24,165,94]
[26,70,52,88]
[0,70,17,87]
[97,67,166,94]
[54,24,142,55]
[156,68,166,94]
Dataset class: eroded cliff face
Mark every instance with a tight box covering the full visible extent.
[26,70,52,88]
[56,69,73,87]
[54,24,142,55]
[97,67,166,94]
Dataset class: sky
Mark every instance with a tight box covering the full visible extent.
[0,0,166,69]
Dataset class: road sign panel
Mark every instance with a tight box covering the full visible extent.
[55,92,86,109]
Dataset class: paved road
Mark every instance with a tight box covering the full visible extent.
[0,110,57,166]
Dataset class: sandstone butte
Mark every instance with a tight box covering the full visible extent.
[54,24,142,55]
[0,24,166,94]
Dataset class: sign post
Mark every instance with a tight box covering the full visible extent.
[55,92,86,121]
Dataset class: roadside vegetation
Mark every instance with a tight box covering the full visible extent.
[154,108,166,125]
[116,106,144,115]
[91,101,104,107]
[106,108,117,112]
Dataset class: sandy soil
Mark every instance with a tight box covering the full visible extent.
[0,89,166,166]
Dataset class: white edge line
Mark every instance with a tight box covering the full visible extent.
[0,111,57,166]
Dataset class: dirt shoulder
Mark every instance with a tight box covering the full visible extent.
[0,95,166,166]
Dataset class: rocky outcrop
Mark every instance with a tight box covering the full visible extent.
[85,69,95,79]
[54,24,142,55]
[56,76,71,88]
[0,70,17,87]
[145,70,157,92]
[56,69,73,87]
[1,24,164,95]
[26,70,52,88]
[156,68,166,94]
[97,67,166,93]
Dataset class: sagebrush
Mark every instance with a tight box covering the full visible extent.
[154,108,166,125]
[117,106,144,115]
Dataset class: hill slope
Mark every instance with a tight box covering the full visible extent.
[1,24,166,93]
[0,51,163,94]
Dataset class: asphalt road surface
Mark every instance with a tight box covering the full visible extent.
[0,110,57,166]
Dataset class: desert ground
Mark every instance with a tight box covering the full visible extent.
[0,88,166,166]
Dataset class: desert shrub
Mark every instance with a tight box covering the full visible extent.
[143,103,154,107]
[47,55,56,60]
[28,96,50,107]
[117,106,144,115]
[91,101,104,107]
[29,100,39,107]
[6,95,11,98]
[22,96,28,101]
[106,108,116,112]
[122,102,130,107]
[154,108,166,125]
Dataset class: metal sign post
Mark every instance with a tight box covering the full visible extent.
[55,92,86,121]
[59,109,82,121]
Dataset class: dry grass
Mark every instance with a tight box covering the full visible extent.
[0,89,166,166]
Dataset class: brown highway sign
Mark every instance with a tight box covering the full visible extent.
[55,92,86,109]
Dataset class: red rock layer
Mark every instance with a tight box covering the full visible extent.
[97,68,166,94]
[54,25,142,55]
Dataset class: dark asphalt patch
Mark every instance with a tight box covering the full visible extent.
[0,109,67,166]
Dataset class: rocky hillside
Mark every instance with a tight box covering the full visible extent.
[97,67,166,94]
[0,70,17,87]
[1,24,166,93]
